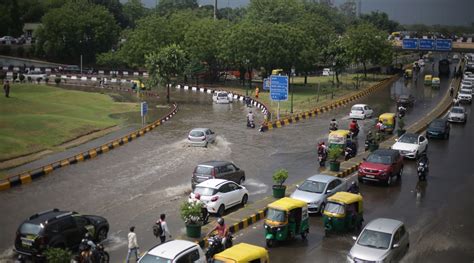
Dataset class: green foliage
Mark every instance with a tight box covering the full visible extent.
[44,77,49,83]
[156,0,198,16]
[324,36,350,83]
[145,44,188,88]
[180,200,203,225]
[328,147,343,162]
[16,46,25,57]
[246,0,305,24]
[0,72,6,80]
[0,0,22,36]
[0,45,12,56]
[12,73,18,81]
[54,77,61,84]
[272,168,289,187]
[122,0,148,28]
[360,11,399,33]
[19,74,25,82]
[44,247,72,263]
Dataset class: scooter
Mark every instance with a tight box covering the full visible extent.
[205,234,233,262]
[200,207,209,225]
[398,107,406,118]
[349,127,359,137]
[417,159,428,181]
[318,151,327,167]
[345,147,356,161]
[247,118,255,128]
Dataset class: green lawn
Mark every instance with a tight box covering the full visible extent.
[0,84,137,161]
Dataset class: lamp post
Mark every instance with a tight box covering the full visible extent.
[332,62,336,99]
[290,66,295,114]
[245,59,250,96]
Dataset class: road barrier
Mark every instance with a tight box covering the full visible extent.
[0,103,179,192]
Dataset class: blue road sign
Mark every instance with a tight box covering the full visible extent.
[263,78,270,91]
[402,39,418,49]
[419,39,435,50]
[270,75,288,101]
[141,102,148,116]
[436,39,452,51]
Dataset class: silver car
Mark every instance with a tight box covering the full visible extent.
[187,128,216,147]
[290,174,348,214]
[347,218,409,263]
[447,106,467,123]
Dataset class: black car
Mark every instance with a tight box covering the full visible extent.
[14,209,109,259]
[426,118,450,139]
[396,94,415,108]
[191,161,246,189]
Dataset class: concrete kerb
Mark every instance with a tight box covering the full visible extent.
[0,103,179,192]
[181,69,463,248]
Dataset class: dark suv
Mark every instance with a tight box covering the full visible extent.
[358,149,404,186]
[14,209,109,259]
[191,161,245,189]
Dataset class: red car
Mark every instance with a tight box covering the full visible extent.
[358,149,404,186]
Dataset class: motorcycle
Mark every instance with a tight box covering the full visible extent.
[344,147,356,161]
[201,206,209,225]
[318,151,327,167]
[417,157,429,181]
[79,240,110,263]
[398,107,406,118]
[205,234,233,262]
[247,118,255,128]
[349,127,359,137]
[347,183,359,194]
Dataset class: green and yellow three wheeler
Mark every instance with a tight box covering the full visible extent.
[323,192,364,236]
[264,197,309,247]
[328,130,354,150]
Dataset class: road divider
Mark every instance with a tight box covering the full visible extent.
[0,103,179,192]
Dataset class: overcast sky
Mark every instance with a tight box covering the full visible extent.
[139,0,473,26]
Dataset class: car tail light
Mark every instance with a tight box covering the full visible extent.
[211,168,216,178]
[211,196,219,202]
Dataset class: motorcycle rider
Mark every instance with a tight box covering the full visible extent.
[347,181,359,194]
[80,233,96,262]
[247,110,254,127]
[208,218,230,249]
[417,154,429,180]
[349,119,359,136]
[398,105,407,118]
[329,118,338,131]
[317,141,328,166]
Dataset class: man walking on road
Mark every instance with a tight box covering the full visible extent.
[156,214,172,243]
[449,86,454,97]
[126,226,140,263]
[3,80,10,98]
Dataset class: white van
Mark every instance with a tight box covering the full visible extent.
[212,91,233,104]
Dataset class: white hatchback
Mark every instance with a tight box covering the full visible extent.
[189,179,248,216]
[138,240,205,263]
[187,128,216,147]
[212,91,233,104]
[349,104,373,119]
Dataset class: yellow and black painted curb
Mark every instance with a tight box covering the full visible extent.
[197,209,268,248]
[260,75,399,132]
[0,104,179,192]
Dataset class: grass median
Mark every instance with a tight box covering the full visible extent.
[0,83,138,163]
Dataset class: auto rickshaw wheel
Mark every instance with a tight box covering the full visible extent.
[301,230,308,240]
[324,229,329,237]
[266,239,275,248]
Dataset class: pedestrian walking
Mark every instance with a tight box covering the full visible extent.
[156,214,172,243]
[449,86,454,97]
[126,226,140,263]
[3,80,10,98]
[453,97,459,106]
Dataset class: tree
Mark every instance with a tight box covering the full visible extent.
[145,44,188,103]
[218,7,246,22]
[35,0,120,64]
[246,0,305,24]
[156,0,198,16]
[343,22,393,78]
[360,11,399,33]
[122,0,148,28]
[324,36,350,84]
[0,0,22,36]
[91,0,128,28]
[339,0,357,19]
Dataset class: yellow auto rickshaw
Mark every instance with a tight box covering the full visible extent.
[404,69,413,79]
[213,243,270,263]
[131,79,145,90]
[378,113,396,133]
[271,69,284,75]
[328,130,354,150]
[424,75,432,85]
[432,77,440,88]
[323,192,364,236]
[265,197,309,247]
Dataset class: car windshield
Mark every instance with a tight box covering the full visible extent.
[352,106,363,111]
[366,154,392,165]
[451,108,464,114]
[137,254,171,263]
[217,93,227,97]
[266,208,286,222]
[429,121,444,129]
[398,134,418,144]
[298,180,326,194]
[20,223,42,235]
[324,202,345,215]
[189,130,205,137]
[357,229,392,250]
[195,166,213,175]
[194,187,217,196]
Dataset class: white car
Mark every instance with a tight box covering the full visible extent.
[138,240,206,263]
[212,91,233,104]
[461,81,473,89]
[349,104,374,119]
[458,89,472,103]
[347,218,409,263]
[391,133,428,159]
[448,106,467,123]
[0,36,17,44]
[463,74,474,82]
[187,128,216,147]
[24,71,47,80]
[322,68,334,76]
[189,179,248,216]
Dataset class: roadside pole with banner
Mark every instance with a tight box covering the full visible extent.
[270,75,289,120]
[140,101,148,127]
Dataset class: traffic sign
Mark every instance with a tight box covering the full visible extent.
[270,75,288,101]
[141,102,148,117]
[436,39,452,51]
[419,39,435,50]
[263,78,270,91]
[402,39,418,50]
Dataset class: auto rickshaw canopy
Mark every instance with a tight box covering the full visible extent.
[432,77,440,83]
[379,113,396,122]
[267,197,307,211]
[324,192,363,218]
[405,69,412,76]
[329,130,352,145]
[213,243,269,263]
[424,75,432,81]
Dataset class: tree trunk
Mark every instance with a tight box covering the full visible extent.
[363,62,367,78]
[336,71,340,84]
[304,72,308,86]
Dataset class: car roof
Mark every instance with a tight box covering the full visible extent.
[400,133,419,139]
[146,240,198,259]
[371,149,398,157]
[352,104,367,107]
[190,128,210,132]
[195,179,231,188]
[306,174,338,183]
[365,218,403,234]
[25,209,72,225]
[198,160,231,167]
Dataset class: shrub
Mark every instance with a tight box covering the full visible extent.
[13,72,18,81]
[55,77,61,85]
[16,46,25,57]
[27,76,32,82]
[36,77,42,83]
[44,77,49,84]
[0,71,6,81]
[44,247,72,263]
[272,168,289,187]
[19,74,25,82]
[328,147,343,162]
[180,200,203,225]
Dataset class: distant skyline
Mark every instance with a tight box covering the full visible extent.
[137,0,473,26]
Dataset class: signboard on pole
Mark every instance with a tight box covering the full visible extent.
[436,39,452,51]
[141,102,148,117]
[263,78,270,91]
[270,75,288,101]
[419,39,435,50]
[402,39,418,50]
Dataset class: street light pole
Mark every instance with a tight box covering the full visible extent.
[245,59,250,96]
[290,66,295,114]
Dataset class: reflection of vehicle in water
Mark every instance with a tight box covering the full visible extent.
[431,77,440,88]
[264,197,309,247]
[323,192,364,236]
[424,75,432,85]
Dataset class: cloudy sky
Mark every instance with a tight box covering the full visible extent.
[139,0,473,26]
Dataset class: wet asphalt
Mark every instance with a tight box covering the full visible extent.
[0,56,469,262]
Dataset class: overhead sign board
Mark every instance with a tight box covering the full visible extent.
[270,75,288,101]
[436,39,452,51]
[419,39,435,50]
[402,39,418,50]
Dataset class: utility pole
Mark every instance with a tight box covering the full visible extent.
[214,0,217,20]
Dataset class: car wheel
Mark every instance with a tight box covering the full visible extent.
[358,177,363,183]
[241,194,248,206]
[398,166,403,179]
[204,142,208,148]
[266,239,275,248]
[301,230,308,240]
[97,227,108,241]
[217,205,225,216]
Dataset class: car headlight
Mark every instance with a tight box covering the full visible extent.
[264,225,268,229]
[277,228,281,231]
